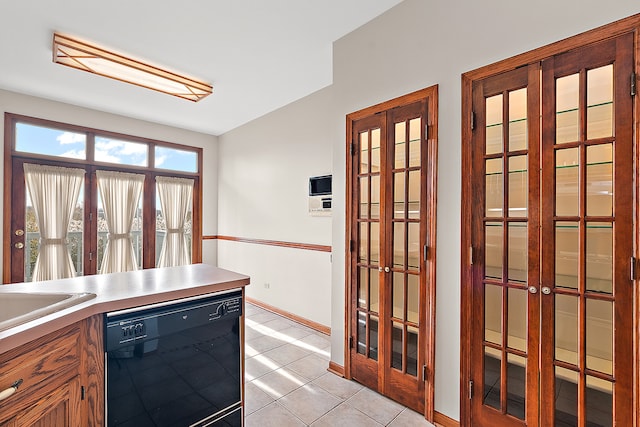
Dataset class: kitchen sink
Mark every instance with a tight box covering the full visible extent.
[0,292,96,332]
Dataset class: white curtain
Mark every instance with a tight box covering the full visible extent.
[156,176,193,267]
[97,170,145,274]
[24,163,85,281]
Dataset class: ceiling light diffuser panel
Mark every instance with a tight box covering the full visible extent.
[52,33,212,102]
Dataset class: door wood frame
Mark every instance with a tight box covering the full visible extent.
[344,85,438,422]
[461,13,640,426]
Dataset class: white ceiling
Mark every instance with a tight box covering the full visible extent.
[0,1,403,136]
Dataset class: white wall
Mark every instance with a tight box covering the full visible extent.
[217,87,334,327]
[0,88,219,267]
[217,0,640,421]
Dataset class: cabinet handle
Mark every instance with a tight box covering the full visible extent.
[0,379,23,402]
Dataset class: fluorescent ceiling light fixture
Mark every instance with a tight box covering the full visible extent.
[52,33,212,102]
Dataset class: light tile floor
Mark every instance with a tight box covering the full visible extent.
[244,303,435,427]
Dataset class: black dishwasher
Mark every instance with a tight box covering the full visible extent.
[105,290,243,427]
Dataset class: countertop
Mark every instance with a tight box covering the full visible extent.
[0,264,250,354]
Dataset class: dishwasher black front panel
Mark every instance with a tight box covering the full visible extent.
[105,291,242,427]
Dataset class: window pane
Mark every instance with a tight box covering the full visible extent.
[587,65,613,140]
[507,287,527,351]
[556,148,579,217]
[556,73,580,144]
[486,94,503,154]
[509,88,528,152]
[408,170,420,219]
[371,175,380,219]
[586,144,613,217]
[407,326,418,376]
[556,222,579,289]
[358,267,368,309]
[407,274,419,324]
[556,367,579,425]
[484,347,501,410]
[371,129,381,173]
[508,223,527,283]
[393,272,404,319]
[507,354,526,420]
[409,118,421,167]
[359,177,369,219]
[485,222,503,280]
[586,377,613,427]
[394,172,405,219]
[485,284,502,344]
[360,131,369,173]
[358,222,368,263]
[369,315,379,361]
[586,299,612,375]
[556,294,578,365]
[357,311,366,355]
[393,222,405,268]
[486,158,503,218]
[155,146,198,172]
[16,123,86,159]
[586,223,612,294]
[395,122,406,169]
[370,268,379,314]
[508,155,527,218]
[95,136,148,166]
[392,322,403,370]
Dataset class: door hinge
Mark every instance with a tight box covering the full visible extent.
[469,246,473,265]
[350,142,356,156]
[424,124,429,140]
[349,336,354,349]
[89,212,93,222]
[81,385,85,400]
[471,112,476,130]
[89,252,93,261]
[632,73,636,97]
[469,380,474,399]
[423,245,428,261]
[350,239,355,252]
[422,365,427,382]
[631,256,637,281]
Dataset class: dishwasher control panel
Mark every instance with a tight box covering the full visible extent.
[116,321,147,344]
[105,291,243,350]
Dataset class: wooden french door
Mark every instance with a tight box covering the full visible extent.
[469,33,633,426]
[9,157,94,283]
[347,87,437,417]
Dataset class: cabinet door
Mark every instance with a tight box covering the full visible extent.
[468,32,634,427]
[348,88,437,416]
[0,376,81,427]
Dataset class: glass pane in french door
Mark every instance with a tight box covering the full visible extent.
[481,80,530,421]
[356,127,382,360]
[391,116,421,377]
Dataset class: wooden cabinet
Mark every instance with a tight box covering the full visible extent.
[0,315,103,426]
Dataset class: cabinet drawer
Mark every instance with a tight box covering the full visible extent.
[0,323,80,416]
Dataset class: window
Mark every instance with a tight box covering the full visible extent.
[4,113,202,283]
